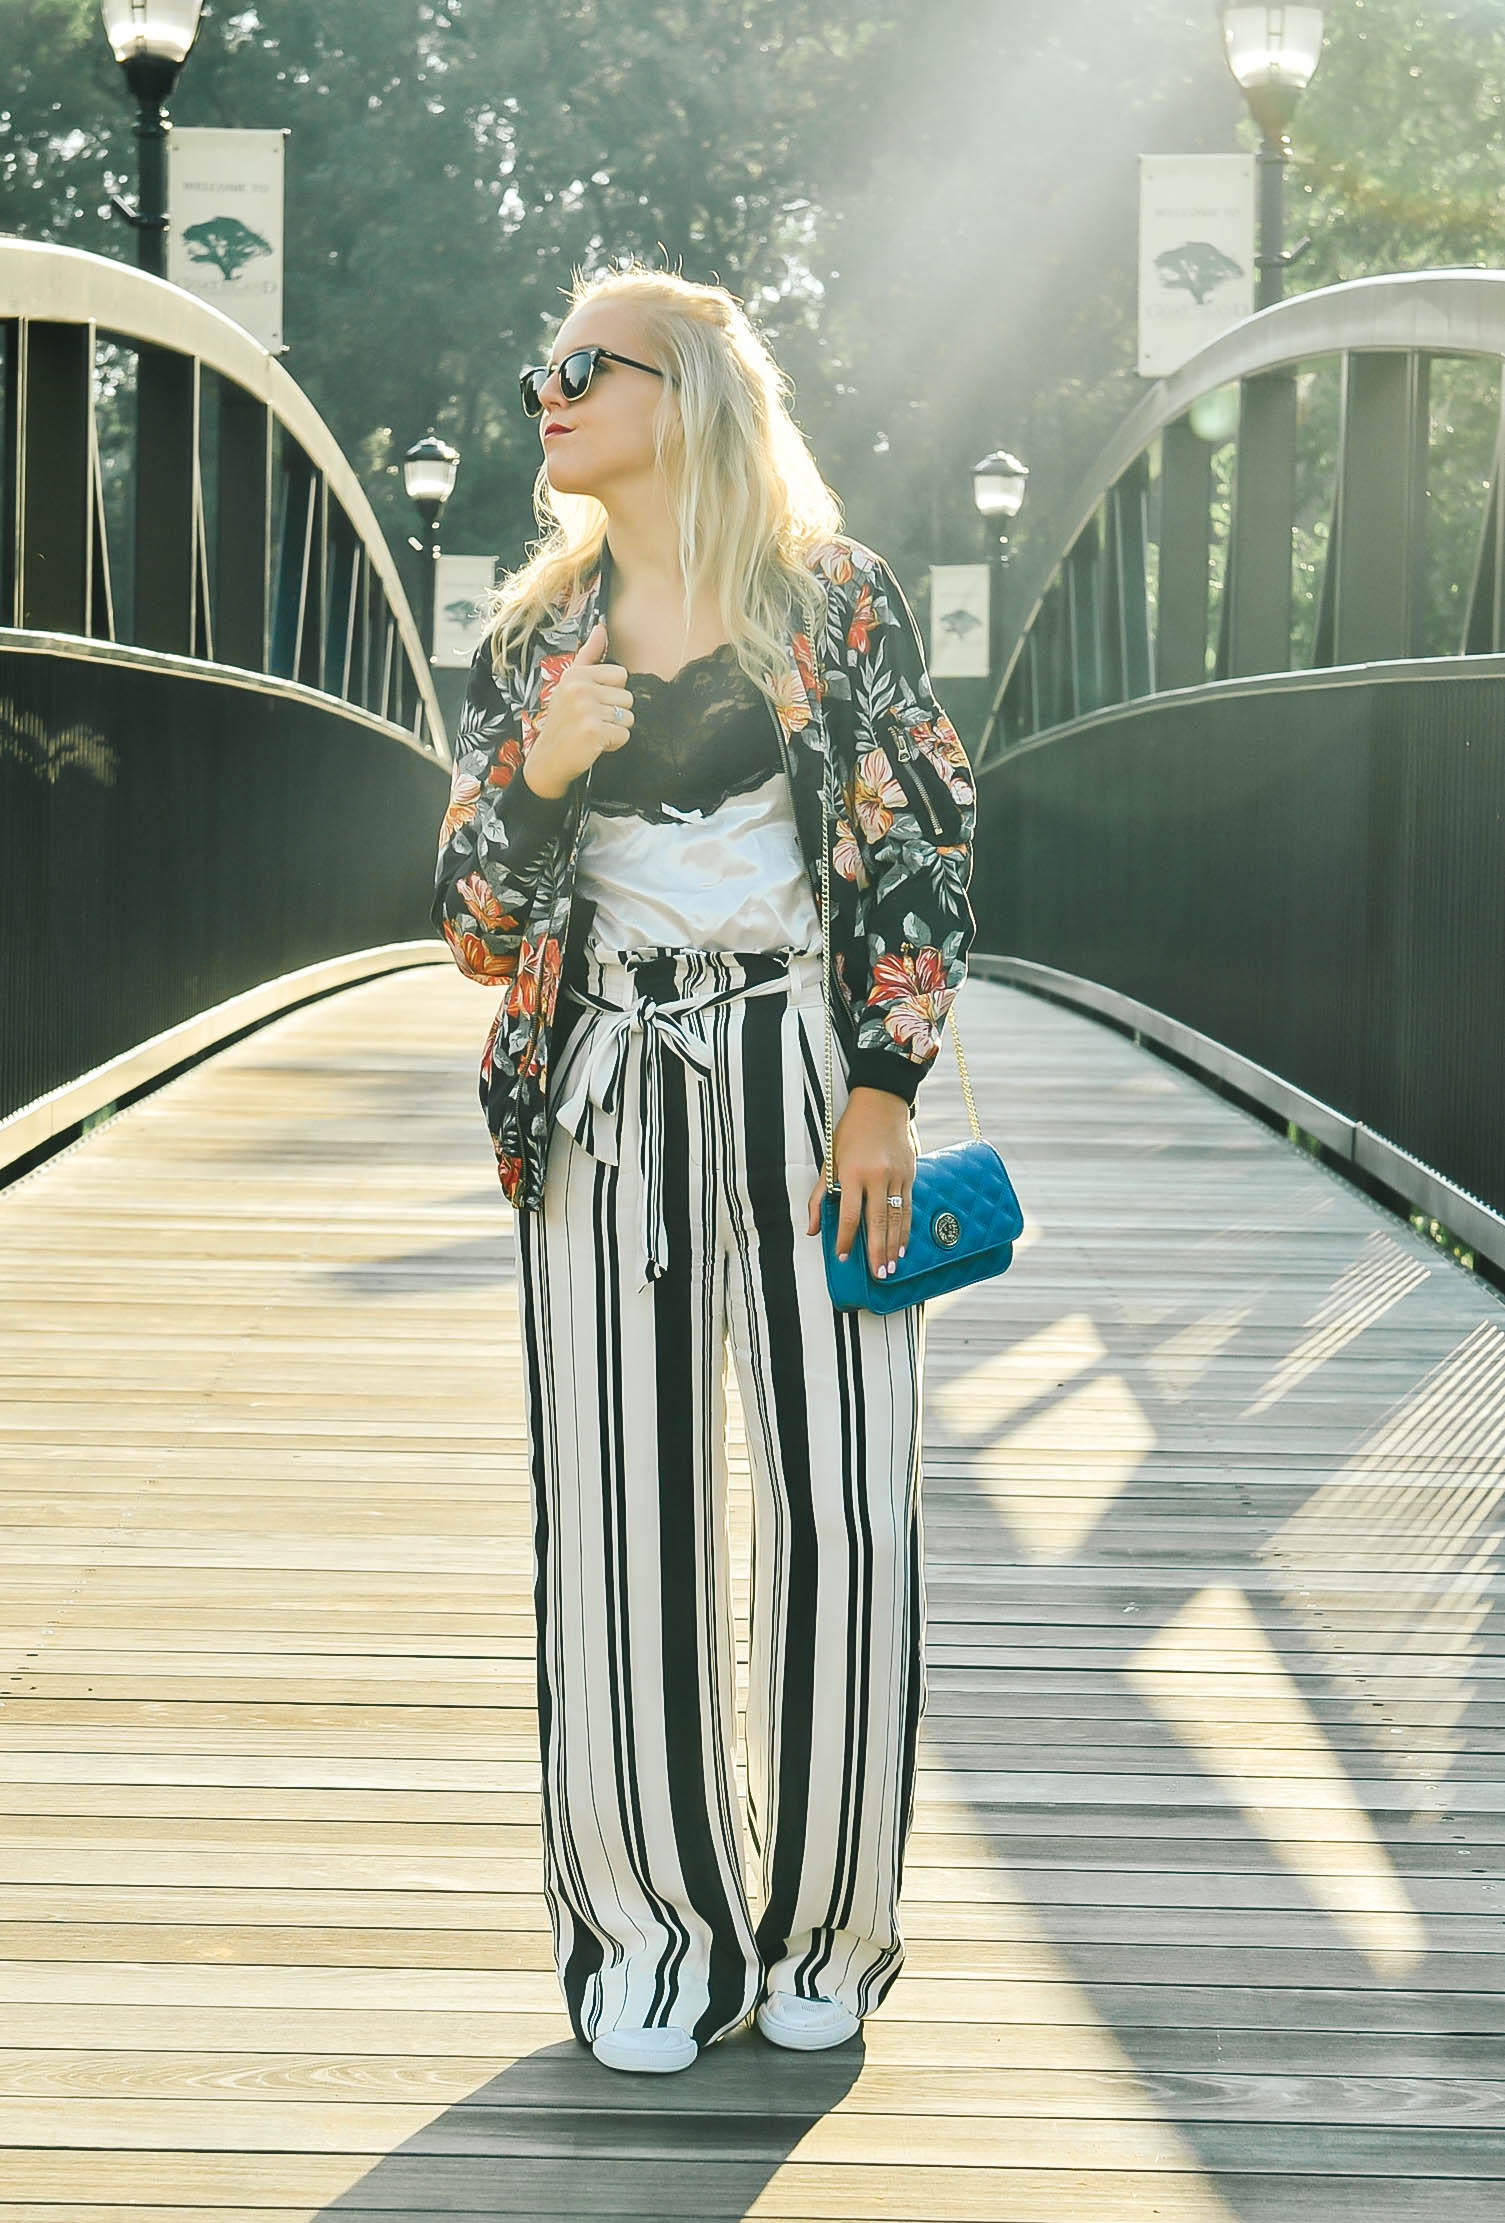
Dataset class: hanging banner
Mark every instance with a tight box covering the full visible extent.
[1138,154,1255,379]
[433,556,500,666]
[928,563,992,679]
[166,127,287,354]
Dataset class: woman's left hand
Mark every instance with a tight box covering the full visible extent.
[806,1087,917,1281]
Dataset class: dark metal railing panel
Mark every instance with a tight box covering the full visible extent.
[133,341,197,655]
[324,501,359,700]
[270,441,315,683]
[1331,351,1429,666]
[18,322,92,635]
[1112,455,1154,702]
[1034,573,1069,732]
[1359,675,1505,1205]
[0,321,14,626]
[1156,416,1213,693]
[1079,516,1110,717]
[1462,464,1503,656]
[0,644,447,1129]
[1228,369,1296,678]
[974,668,1505,1218]
[215,379,270,673]
[1098,494,1126,710]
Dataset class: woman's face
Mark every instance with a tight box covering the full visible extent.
[535,305,672,502]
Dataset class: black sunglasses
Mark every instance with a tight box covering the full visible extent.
[519,345,667,418]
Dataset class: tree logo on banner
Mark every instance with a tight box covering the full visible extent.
[1154,239,1245,307]
[182,216,274,284]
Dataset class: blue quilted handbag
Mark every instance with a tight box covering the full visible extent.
[814,765,1024,1314]
[821,1137,1024,1313]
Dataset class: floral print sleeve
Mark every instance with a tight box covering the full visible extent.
[842,554,978,1105]
[430,634,573,986]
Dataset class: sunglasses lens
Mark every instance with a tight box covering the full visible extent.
[520,350,600,417]
[558,349,595,400]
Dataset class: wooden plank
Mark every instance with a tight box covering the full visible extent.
[0,1840,1493,1911]
[0,1836,1501,1917]
[1,1909,1503,1966]
[0,1863,1498,1920]
[3,2094,1505,2174]
[0,2014,1495,2078]
[0,2154,1503,2218]
[3,1601,1500,1638]
[0,2048,1499,2124]
[0,1964,1501,2030]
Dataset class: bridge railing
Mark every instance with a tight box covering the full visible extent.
[0,237,443,748]
[0,240,450,1176]
[970,271,1505,1277]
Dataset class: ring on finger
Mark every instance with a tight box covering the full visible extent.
[886,1193,904,1208]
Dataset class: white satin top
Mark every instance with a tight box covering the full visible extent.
[573,643,822,954]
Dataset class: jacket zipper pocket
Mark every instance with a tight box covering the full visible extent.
[888,717,947,840]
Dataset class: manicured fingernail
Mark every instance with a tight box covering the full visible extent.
[898,1245,906,1258]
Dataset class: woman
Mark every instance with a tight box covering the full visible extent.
[432,260,977,2074]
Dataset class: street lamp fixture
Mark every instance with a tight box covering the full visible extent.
[101,1,206,278]
[403,430,461,663]
[1216,4,1327,307]
[403,433,461,512]
[972,449,1030,550]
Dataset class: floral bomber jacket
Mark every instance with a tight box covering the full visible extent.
[430,531,979,1212]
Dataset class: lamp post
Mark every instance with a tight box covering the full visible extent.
[973,449,1030,697]
[1216,3,1327,309]
[403,430,461,662]
[101,1,206,278]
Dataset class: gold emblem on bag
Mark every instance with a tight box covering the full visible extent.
[932,1210,961,1248]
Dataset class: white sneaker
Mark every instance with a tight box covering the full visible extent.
[755,1994,860,2050]
[590,2026,699,2074]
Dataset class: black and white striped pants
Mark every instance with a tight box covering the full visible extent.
[515,940,927,2049]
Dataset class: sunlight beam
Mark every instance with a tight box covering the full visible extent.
[1128,1584,1426,1973]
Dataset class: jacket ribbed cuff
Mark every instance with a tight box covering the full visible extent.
[501,767,573,869]
[846,1044,926,1106]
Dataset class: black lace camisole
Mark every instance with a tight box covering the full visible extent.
[572,641,822,953]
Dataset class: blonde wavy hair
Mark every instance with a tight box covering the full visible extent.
[484,259,844,693]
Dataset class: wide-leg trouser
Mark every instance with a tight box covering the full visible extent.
[514,942,927,2048]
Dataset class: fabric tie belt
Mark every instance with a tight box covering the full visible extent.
[550,951,819,1292]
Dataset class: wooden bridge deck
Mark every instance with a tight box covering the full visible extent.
[0,961,1502,2221]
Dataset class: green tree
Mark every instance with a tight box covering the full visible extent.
[10,1,1502,674]
[0,0,1244,603]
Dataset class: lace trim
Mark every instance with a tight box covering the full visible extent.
[623,641,738,688]
[587,645,783,823]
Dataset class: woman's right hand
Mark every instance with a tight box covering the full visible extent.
[524,621,634,798]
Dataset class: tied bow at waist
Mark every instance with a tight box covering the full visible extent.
[550,966,796,1291]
